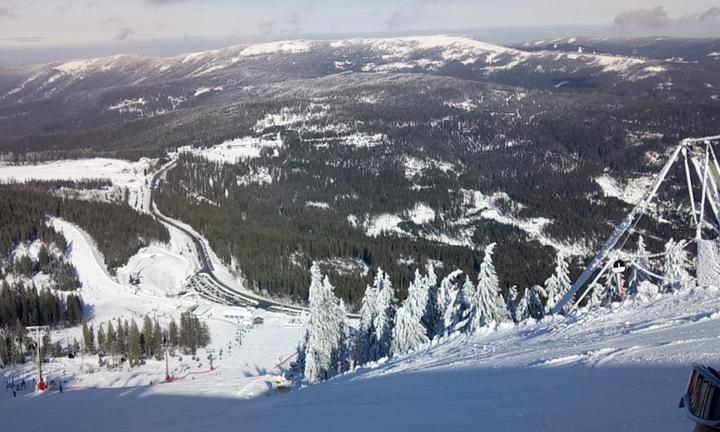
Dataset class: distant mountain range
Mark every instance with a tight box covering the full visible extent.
[1,35,719,300]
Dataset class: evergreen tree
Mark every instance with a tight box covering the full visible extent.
[151,320,162,359]
[128,319,142,366]
[506,286,519,323]
[116,319,128,355]
[142,315,153,358]
[420,264,440,339]
[82,321,95,354]
[514,288,530,322]
[544,253,571,313]
[353,269,381,365]
[391,272,430,356]
[468,243,507,331]
[438,270,463,336]
[603,272,623,304]
[37,245,49,270]
[373,272,395,359]
[105,321,116,355]
[585,281,605,310]
[461,275,476,318]
[303,263,350,384]
[635,280,660,299]
[627,236,651,296]
[97,325,106,353]
[663,239,692,292]
[168,318,179,348]
[526,286,546,320]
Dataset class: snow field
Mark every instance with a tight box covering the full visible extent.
[2,282,718,431]
[0,158,155,212]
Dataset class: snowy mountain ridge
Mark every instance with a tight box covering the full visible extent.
[1,35,666,103]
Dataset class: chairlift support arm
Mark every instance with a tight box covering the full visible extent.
[553,141,685,314]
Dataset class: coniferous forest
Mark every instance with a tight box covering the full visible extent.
[0,183,169,272]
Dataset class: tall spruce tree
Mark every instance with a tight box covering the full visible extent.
[514,288,530,322]
[303,263,350,384]
[526,286,546,320]
[506,286,519,324]
[469,243,507,331]
[128,319,142,366]
[544,253,572,313]
[391,271,430,356]
[373,271,396,360]
[142,315,153,358]
[82,322,95,354]
[438,270,463,336]
[353,269,382,365]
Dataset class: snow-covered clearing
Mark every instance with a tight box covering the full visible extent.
[179,134,284,164]
[0,158,155,212]
[595,174,655,205]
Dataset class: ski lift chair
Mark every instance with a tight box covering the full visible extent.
[680,365,720,430]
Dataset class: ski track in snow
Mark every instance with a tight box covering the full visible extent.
[2,274,718,431]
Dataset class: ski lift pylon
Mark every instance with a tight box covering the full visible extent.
[554,134,720,314]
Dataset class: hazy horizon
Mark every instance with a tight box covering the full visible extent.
[1,0,720,65]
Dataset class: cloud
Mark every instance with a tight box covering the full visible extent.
[0,6,15,18]
[115,27,135,41]
[698,7,720,22]
[0,36,46,42]
[613,6,670,29]
[55,2,73,13]
[257,21,276,35]
[386,10,420,31]
[102,15,121,24]
[144,0,193,4]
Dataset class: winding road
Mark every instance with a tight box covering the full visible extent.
[149,160,309,316]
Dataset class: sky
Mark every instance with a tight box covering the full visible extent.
[1,0,719,63]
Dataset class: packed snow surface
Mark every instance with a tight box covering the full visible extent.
[3,281,718,431]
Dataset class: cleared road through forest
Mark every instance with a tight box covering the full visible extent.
[149,160,312,316]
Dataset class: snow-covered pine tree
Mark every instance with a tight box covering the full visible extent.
[544,253,572,313]
[438,270,463,336]
[469,243,507,331]
[461,276,476,312]
[514,288,530,322]
[636,280,660,299]
[303,263,350,383]
[353,269,382,365]
[602,273,620,304]
[296,262,325,372]
[663,239,692,292]
[421,264,440,339]
[331,296,351,375]
[456,275,477,329]
[526,285,546,320]
[373,271,396,360]
[391,273,431,356]
[627,236,651,296]
[584,281,605,310]
[506,286,519,324]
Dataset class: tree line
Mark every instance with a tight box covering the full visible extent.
[296,236,696,384]
[80,312,210,367]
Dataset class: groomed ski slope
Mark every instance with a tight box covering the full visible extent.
[3,282,719,431]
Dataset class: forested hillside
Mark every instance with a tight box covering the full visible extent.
[0,183,169,272]
[2,36,719,306]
